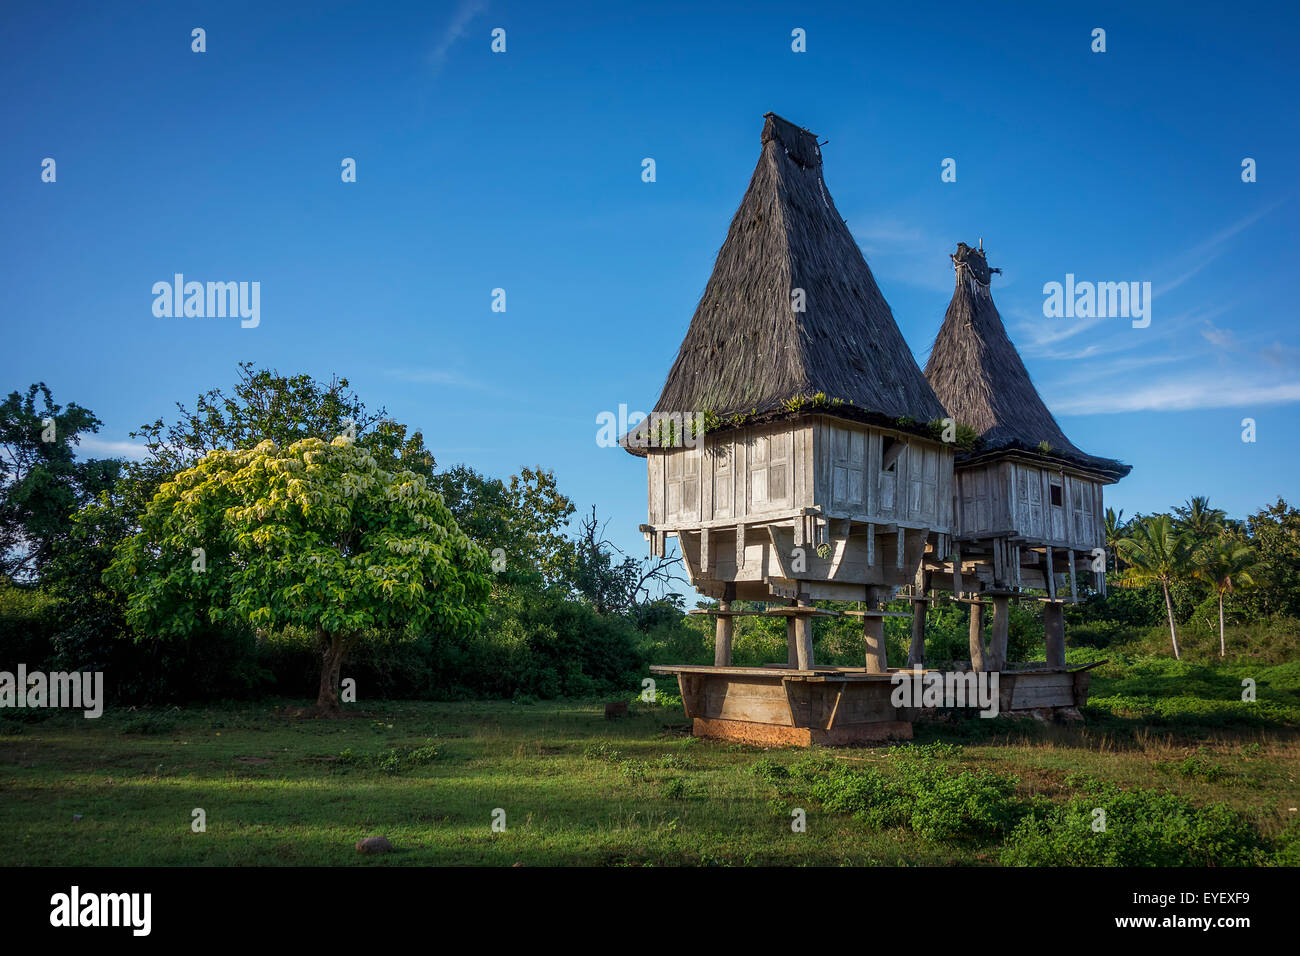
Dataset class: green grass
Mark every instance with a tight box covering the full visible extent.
[1,686,1297,866]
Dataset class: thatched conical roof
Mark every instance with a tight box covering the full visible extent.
[924,243,1130,481]
[623,113,947,454]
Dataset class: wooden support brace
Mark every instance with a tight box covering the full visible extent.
[968,598,987,671]
[794,598,814,669]
[1046,546,1056,600]
[1068,548,1078,604]
[1044,601,1066,668]
[714,599,733,667]
[989,595,1010,670]
[907,597,927,667]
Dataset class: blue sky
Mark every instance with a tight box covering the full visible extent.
[2,0,1296,572]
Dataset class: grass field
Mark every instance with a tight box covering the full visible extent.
[2,659,1298,866]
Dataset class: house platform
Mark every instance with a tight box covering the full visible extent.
[649,662,1101,746]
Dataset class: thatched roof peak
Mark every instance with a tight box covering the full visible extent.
[622,112,947,454]
[924,243,1130,482]
[762,112,822,169]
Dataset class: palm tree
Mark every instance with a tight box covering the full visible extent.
[1103,507,1127,572]
[1173,495,1227,541]
[1193,539,1258,658]
[1118,514,1194,660]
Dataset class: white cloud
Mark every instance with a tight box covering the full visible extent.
[384,367,484,388]
[1200,320,1236,349]
[76,436,149,460]
[429,0,486,71]
[1050,375,1300,415]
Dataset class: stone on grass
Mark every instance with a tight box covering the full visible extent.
[355,835,394,854]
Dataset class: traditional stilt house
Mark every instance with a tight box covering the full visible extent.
[923,242,1131,672]
[625,113,957,743]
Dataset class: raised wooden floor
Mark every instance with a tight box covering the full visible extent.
[649,663,1099,746]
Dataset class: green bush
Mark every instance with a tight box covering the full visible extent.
[767,750,1025,841]
[336,741,439,774]
[0,583,57,669]
[1000,775,1267,866]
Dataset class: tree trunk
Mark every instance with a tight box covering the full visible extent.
[315,629,347,717]
[1219,593,1226,658]
[1162,581,1181,660]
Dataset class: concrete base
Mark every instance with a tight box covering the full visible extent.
[650,662,1100,748]
[692,716,913,746]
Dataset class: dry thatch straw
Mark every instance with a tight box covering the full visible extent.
[623,113,946,455]
[924,242,1130,480]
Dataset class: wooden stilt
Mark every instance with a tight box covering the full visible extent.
[989,595,1010,670]
[1044,602,1066,668]
[1045,547,1056,600]
[795,598,814,670]
[714,600,733,667]
[1068,549,1078,603]
[863,586,890,674]
[968,599,987,671]
[786,601,798,667]
[907,598,927,667]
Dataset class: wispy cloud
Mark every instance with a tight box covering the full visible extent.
[385,367,486,389]
[1152,199,1287,297]
[851,217,954,293]
[1200,319,1236,349]
[76,436,149,460]
[428,0,486,72]
[1051,374,1300,415]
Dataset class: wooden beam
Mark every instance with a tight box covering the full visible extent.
[714,599,733,666]
[700,527,710,574]
[1045,546,1056,600]
[736,522,746,568]
[896,526,906,570]
[969,598,987,671]
[989,595,1010,670]
[794,598,814,669]
[1044,602,1066,668]
[866,523,875,567]
[1068,548,1078,603]
[907,597,927,667]
[953,544,963,597]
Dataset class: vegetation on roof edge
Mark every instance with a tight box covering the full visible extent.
[635,395,983,452]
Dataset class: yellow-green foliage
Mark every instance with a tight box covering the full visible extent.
[106,437,492,640]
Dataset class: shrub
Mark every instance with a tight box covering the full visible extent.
[1000,775,1267,866]
[336,742,439,774]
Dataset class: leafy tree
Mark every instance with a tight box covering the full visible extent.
[1103,507,1127,573]
[106,437,491,714]
[132,362,433,484]
[1192,538,1258,657]
[431,464,576,586]
[0,383,121,580]
[1173,495,1226,541]
[1118,514,1195,660]
[564,506,685,614]
[1242,498,1300,619]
